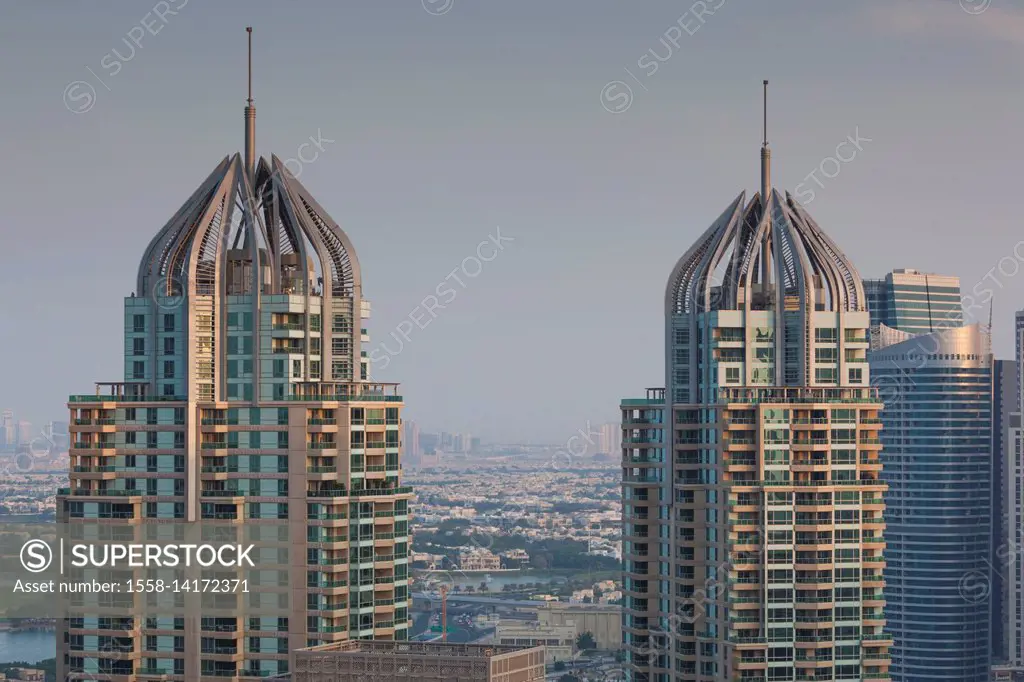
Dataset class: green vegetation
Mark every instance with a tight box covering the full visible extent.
[414,528,619,572]
[0,658,56,682]
[575,631,597,652]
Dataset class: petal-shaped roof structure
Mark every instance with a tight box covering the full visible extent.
[136,153,361,304]
[665,189,865,316]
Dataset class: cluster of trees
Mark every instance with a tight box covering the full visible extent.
[415,526,619,572]
[551,633,599,682]
[0,659,56,682]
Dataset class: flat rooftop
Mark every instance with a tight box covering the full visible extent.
[298,641,537,658]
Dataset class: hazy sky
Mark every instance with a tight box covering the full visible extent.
[1,0,1022,442]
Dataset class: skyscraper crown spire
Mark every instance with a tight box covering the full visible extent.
[244,26,255,184]
[760,79,770,200]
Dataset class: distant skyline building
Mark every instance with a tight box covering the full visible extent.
[1001,311,1024,676]
[869,323,992,682]
[622,89,890,681]
[58,30,412,680]
[419,432,439,453]
[0,409,13,447]
[597,423,620,456]
[992,358,1018,667]
[404,420,421,461]
[15,419,31,445]
[863,269,962,337]
[1016,310,1024,412]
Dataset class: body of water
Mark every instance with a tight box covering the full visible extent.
[0,630,55,664]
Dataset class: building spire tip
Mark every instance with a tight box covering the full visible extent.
[760,80,770,200]
[244,26,256,184]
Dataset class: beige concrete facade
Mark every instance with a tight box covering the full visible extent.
[495,619,575,662]
[59,387,412,680]
[292,641,545,681]
[624,180,892,680]
[535,603,622,651]
[56,94,412,678]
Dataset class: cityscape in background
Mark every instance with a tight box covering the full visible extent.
[1,145,1023,682]
[0,4,1021,682]
[3,209,1022,680]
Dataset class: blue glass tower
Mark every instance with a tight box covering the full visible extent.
[870,324,992,682]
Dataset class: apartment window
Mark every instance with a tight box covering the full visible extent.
[162,383,175,396]
[292,359,302,379]
[133,314,145,333]
[132,361,145,379]
[163,361,175,379]
[725,367,740,384]
[814,328,838,343]
[163,314,175,332]
[164,337,175,355]
[133,338,146,356]
[849,367,863,383]
[815,347,837,363]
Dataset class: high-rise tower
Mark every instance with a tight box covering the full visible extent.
[863,269,962,338]
[621,83,890,682]
[57,29,412,681]
[865,270,992,682]
[869,324,991,682]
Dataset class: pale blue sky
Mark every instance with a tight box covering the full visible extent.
[0,0,1022,441]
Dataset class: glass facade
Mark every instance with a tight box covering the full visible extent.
[864,270,962,337]
[870,326,992,682]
